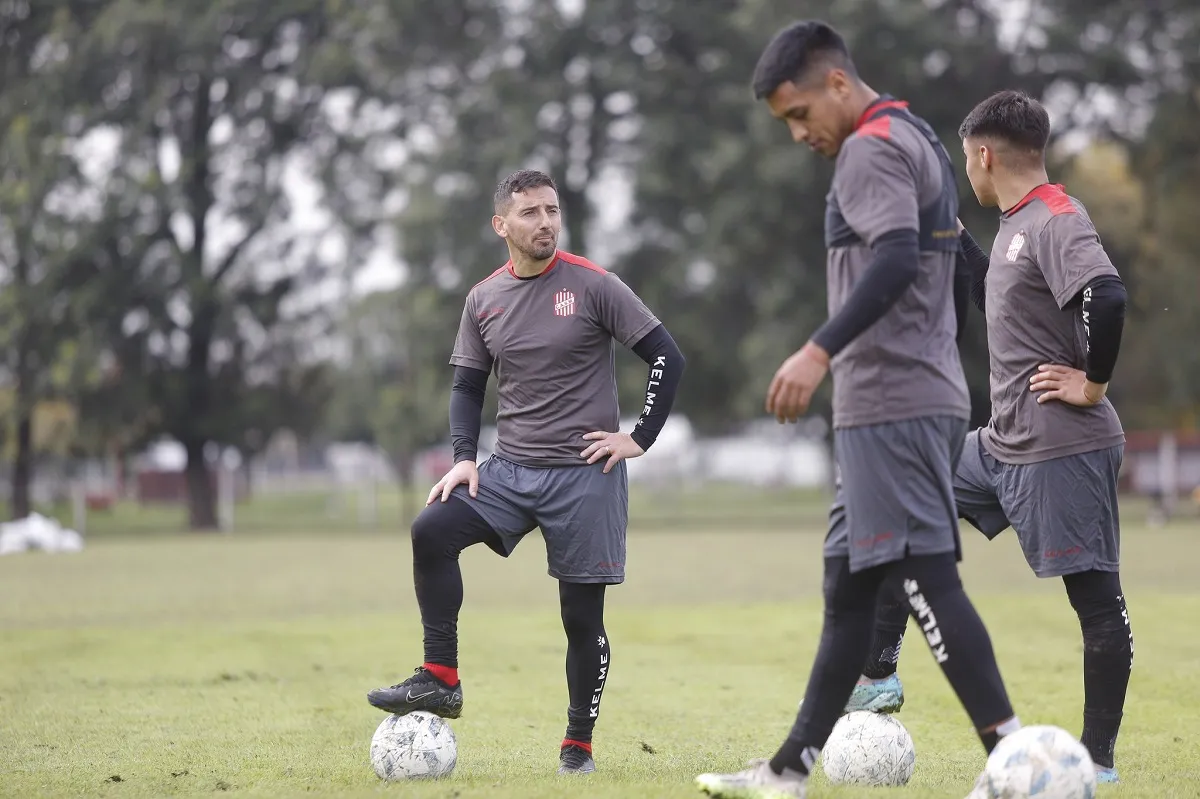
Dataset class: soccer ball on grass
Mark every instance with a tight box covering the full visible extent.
[369,711,457,781]
[821,710,916,786]
[969,724,1096,799]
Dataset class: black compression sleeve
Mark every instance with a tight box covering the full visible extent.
[449,366,488,463]
[628,324,685,452]
[1080,275,1127,385]
[953,246,971,342]
[959,230,990,312]
[810,228,919,358]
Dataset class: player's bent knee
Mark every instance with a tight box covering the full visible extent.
[1063,570,1131,640]
[409,497,482,562]
[409,505,445,561]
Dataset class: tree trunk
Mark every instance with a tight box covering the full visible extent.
[184,437,218,530]
[10,412,33,520]
[395,450,416,524]
[10,315,35,521]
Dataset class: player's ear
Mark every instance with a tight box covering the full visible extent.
[826,68,851,99]
[491,215,507,238]
[979,144,994,171]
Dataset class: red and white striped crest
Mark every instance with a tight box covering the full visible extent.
[553,289,576,317]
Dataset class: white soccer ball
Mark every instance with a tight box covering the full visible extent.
[369,711,457,781]
[971,725,1096,799]
[821,710,916,786]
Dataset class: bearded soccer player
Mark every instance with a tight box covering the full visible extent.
[695,21,1020,799]
[366,169,685,776]
[855,90,1132,785]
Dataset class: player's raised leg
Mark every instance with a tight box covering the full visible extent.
[847,587,908,714]
[366,458,536,718]
[805,488,908,716]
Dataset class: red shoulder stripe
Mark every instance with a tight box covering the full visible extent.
[556,250,607,274]
[856,116,892,140]
[1009,184,1077,216]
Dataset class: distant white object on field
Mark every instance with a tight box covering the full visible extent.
[0,513,84,556]
[968,725,1096,799]
[821,710,915,787]
[370,711,457,781]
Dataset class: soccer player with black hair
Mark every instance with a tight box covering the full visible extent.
[695,21,1021,799]
[855,90,1132,784]
[365,169,686,776]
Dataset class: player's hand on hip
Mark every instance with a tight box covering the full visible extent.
[427,460,479,505]
[1029,364,1107,407]
[766,342,830,423]
[580,431,643,474]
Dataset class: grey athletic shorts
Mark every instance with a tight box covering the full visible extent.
[450,454,629,584]
[825,416,968,573]
[954,429,1123,577]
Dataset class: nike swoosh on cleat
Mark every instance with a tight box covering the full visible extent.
[405,690,436,701]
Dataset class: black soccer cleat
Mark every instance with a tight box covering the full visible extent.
[557,744,596,775]
[366,667,463,719]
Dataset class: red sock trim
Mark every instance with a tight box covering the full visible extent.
[562,739,593,754]
[422,662,459,687]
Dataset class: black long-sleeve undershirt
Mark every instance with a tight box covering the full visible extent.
[450,366,488,464]
[628,323,685,452]
[810,228,920,357]
[446,323,686,463]
[958,229,990,312]
[1081,275,1126,385]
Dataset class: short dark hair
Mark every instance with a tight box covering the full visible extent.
[958,90,1051,153]
[752,21,857,100]
[494,169,557,215]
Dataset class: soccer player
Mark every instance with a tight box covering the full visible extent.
[853,90,1133,784]
[695,21,1021,799]
[365,169,686,775]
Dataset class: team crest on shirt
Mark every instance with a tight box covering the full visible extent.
[1006,231,1027,262]
[553,289,576,317]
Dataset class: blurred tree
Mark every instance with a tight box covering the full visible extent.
[66,0,371,529]
[0,2,105,519]
[1118,89,1200,429]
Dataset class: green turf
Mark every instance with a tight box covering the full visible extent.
[2,513,1198,798]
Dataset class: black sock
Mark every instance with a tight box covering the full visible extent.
[1065,570,1132,769]
[891,553,1017,754]
[561,581,609,747]
[410,497,504,669]
[771,557,882,776]
[862,584,909,680]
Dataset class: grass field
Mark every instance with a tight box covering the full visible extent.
[2,495,1199,798]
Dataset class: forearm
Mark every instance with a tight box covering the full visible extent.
[628,324,685,452]
[449,366,488,463]
[953,249,971,342]
[1081,276,1127,385]
[959,229,990,312]
[811,228,919,357]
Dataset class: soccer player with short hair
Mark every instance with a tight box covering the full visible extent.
[854,90,1133,784]
[695,21,1020,799]
[366,169,685,776]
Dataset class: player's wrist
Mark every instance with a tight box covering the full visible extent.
[629,429,652,453]
[1082,379,1108,403]
[802,340,831,367]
